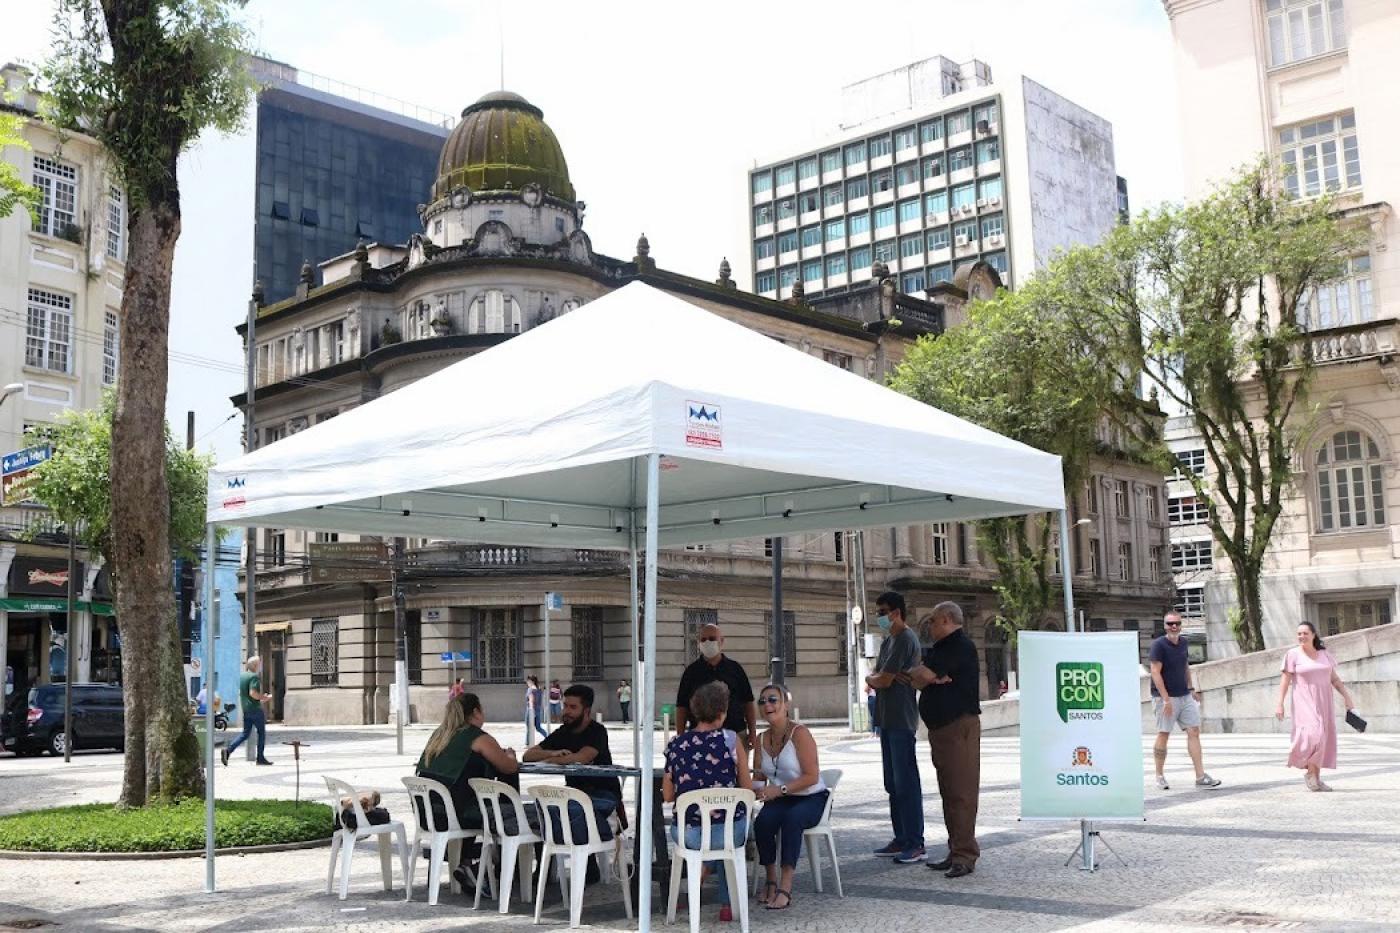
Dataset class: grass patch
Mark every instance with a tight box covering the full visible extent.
[0,799,333,853]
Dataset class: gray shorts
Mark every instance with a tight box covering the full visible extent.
[1153,693,1201,733]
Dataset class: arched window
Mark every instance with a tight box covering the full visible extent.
[1316,430,1387,532]
[467,290,522,335]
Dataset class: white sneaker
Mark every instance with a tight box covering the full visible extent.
[1155,775,1170,791]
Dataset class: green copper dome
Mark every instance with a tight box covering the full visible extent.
[432,91,575,203]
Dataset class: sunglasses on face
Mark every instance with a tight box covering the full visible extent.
[1165,622,1181,628]
[759,696,782,706]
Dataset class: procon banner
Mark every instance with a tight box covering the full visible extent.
[1018,632,1144,820]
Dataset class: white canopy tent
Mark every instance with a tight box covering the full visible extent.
[203,281,1074,922]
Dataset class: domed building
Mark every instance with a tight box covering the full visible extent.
[235,91,1169,725]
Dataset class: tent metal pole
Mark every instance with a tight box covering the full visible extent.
[638,453,660,931]
[203,522,217,892]
[1058,508,1077,632]
[628,459,640,767]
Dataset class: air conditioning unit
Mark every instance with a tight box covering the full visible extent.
[954,234,970,247]
[976,119,990,135]
[989,196,1002,208]
[987,234,1003,247]
[976,198,988,208]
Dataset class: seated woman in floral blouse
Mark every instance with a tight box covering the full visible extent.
[663,680,753,923]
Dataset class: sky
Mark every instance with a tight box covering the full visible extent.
[5,0,1183,461]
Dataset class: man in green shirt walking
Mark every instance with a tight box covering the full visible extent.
[221,655,273,766]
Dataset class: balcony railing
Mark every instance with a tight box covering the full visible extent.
[1297,319,1398,365]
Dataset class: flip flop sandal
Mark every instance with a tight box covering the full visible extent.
[766,889,793,910]
[758,880,777,905]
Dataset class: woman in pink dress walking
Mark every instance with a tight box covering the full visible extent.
[1275,621,1359,791]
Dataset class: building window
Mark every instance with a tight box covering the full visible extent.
[836,612,848,674]
[801,225,821,248]
[920,118,943,143]
[822,185,844,208]
[901,271,925,293]
[311,618,339,686]
[975,139,1000,164]
[1279,113,1361,197]
[1175,448,1206,478]
[777,231,798,254]
[821,150,842,174]
[1315,429,1386,531]
[1171,540,1213,572]
[927,227,950,252]
[974,101,999,128]
[923,155,945,181]
[1148,545,1165,583]
[764,610,798,675]
[874,240,895,262]
[946,111,971,136]
[848,212,870,236]
[313,531,340,543]
[849,245,872,271]
[980,214,1004,241]
[895,164,917,188]
[1145,485,1160,521]
[774,165,795,187]
[468,290,522,334]
[953,218,978,244]
[103,310,119,385]
[948,147,973,173]
[1084,477,1099,515]
[833,531,845,563]
[899,234,923,259]
[684,608,718,663]
[754,238,775,261]
[263,528,286,568]
[844,142,866,167]
[872,171,893,193]
[261,424,284,448]
[25,288,73,373]
[752,171,772,195]
[1108,479,1131,515]
[802,260,822,283]
[799,192,819,214]
[1088,538,1102,577]
[824,218,845,242]
[985,252,1008,275]
[1266,0,1346,67]
[1116,542,1133,581]
[868,135,892,159]
[1088,618,1109,633]
[928,523,950,566]
[1174,587,1204,619]
[32,155,78,237]
[978,177,1003,201]
[952,183,976,211]
[776,199,796,221]
[754,204,773,227]
[798,158,818,182]
[1317,597,1391,637]
[846,177,868,201]
[894,127,917,151]
[106,186,125,260]
[778,266,797,289]
[756,270,776,292]
[825,254,846,277]
[897,199,920,224]
[1305,254,1373,328]
[571,606,605,679]
[472,608,521,684]
[1169,496,1208,526]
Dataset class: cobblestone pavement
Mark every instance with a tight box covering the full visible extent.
[2,723,1398,932]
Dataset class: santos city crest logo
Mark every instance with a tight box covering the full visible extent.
[1058,744,1109,786]
[1056,661,1105,723]
[684,400,723,450]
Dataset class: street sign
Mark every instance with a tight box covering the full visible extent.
[440,652,453,662]
[545,592,564,611]
[2,445,52,506]
[440,651,472,663]
[454,651,471,662]
[308,541,390,583]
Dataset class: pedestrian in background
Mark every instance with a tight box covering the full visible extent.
[1276,621,1360,792]
[617,679,632,723]
[525,675,548,743]
[221,655,273,767]
[865,590,925,864]
[548,679,563,724]
[865,682,879,736]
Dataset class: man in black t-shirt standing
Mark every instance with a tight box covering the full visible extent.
[524,684,621,841]
[1149,612,1220,791]
[675,623,757,749]
[907,601,981,878]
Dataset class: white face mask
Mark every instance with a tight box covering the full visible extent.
[698,639,721,659]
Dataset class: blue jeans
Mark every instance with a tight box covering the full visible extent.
[867,697,879,735]
[754,791,828,868]
[880,728,923,850]
[544,794,618,844]
[227,707,266,760]
[671,816,749,905]
[526,708,547,743]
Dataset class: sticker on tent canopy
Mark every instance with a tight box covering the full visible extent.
[684,401,722,449]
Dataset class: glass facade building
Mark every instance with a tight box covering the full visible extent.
[254,82,450,303]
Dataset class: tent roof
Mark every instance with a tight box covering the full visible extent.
[207,281,1064,547]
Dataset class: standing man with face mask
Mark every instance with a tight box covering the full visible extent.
[865,591,925,864]
[676,623,758,750]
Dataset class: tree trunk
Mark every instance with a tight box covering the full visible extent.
[112,195,203,807]
[1232,562,1266,654]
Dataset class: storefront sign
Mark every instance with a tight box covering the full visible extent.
[308,541,390,583]
[8,557,86,598]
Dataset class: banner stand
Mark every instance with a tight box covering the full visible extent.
[1063,820,1125,872]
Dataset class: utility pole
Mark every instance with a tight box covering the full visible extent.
[63,527,76,763]
[770,537,785,686]
[243,286,259,760]
[392,537,408,756]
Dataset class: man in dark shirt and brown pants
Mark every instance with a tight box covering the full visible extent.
[906,601,981,878]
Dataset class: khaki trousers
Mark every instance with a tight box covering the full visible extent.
[928,714,981,867]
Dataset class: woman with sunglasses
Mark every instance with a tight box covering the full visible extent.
[751,684,827,911]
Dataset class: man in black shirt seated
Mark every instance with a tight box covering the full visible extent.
[524,684,621,843]
[905,601,982,878]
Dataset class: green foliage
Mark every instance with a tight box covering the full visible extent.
[40,0,255,207]
[25,390,213,568]
[890,275,1133,632]
[0,112,42,223]
[0,799,332,853]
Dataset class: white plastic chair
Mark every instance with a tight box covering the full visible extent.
[325,776,410,901]
[531,784,633,929]
[803,769,843,896]
[469,777,543,913]
[666,787,754,933]
[401,775,479,906]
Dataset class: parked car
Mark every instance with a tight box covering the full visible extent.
[1,684,124,756]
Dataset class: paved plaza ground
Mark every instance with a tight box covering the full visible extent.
[1,723,1398,932]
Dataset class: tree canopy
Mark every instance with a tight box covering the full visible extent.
[0,112,42,222]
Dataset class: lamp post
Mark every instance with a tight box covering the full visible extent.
[0,384,24,751]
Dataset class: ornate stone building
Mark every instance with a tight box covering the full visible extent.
[236,91,1170,724]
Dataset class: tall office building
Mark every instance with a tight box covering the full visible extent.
[1163,0,1398,654]
[747,55,1120,300]
[248,58,452,303]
